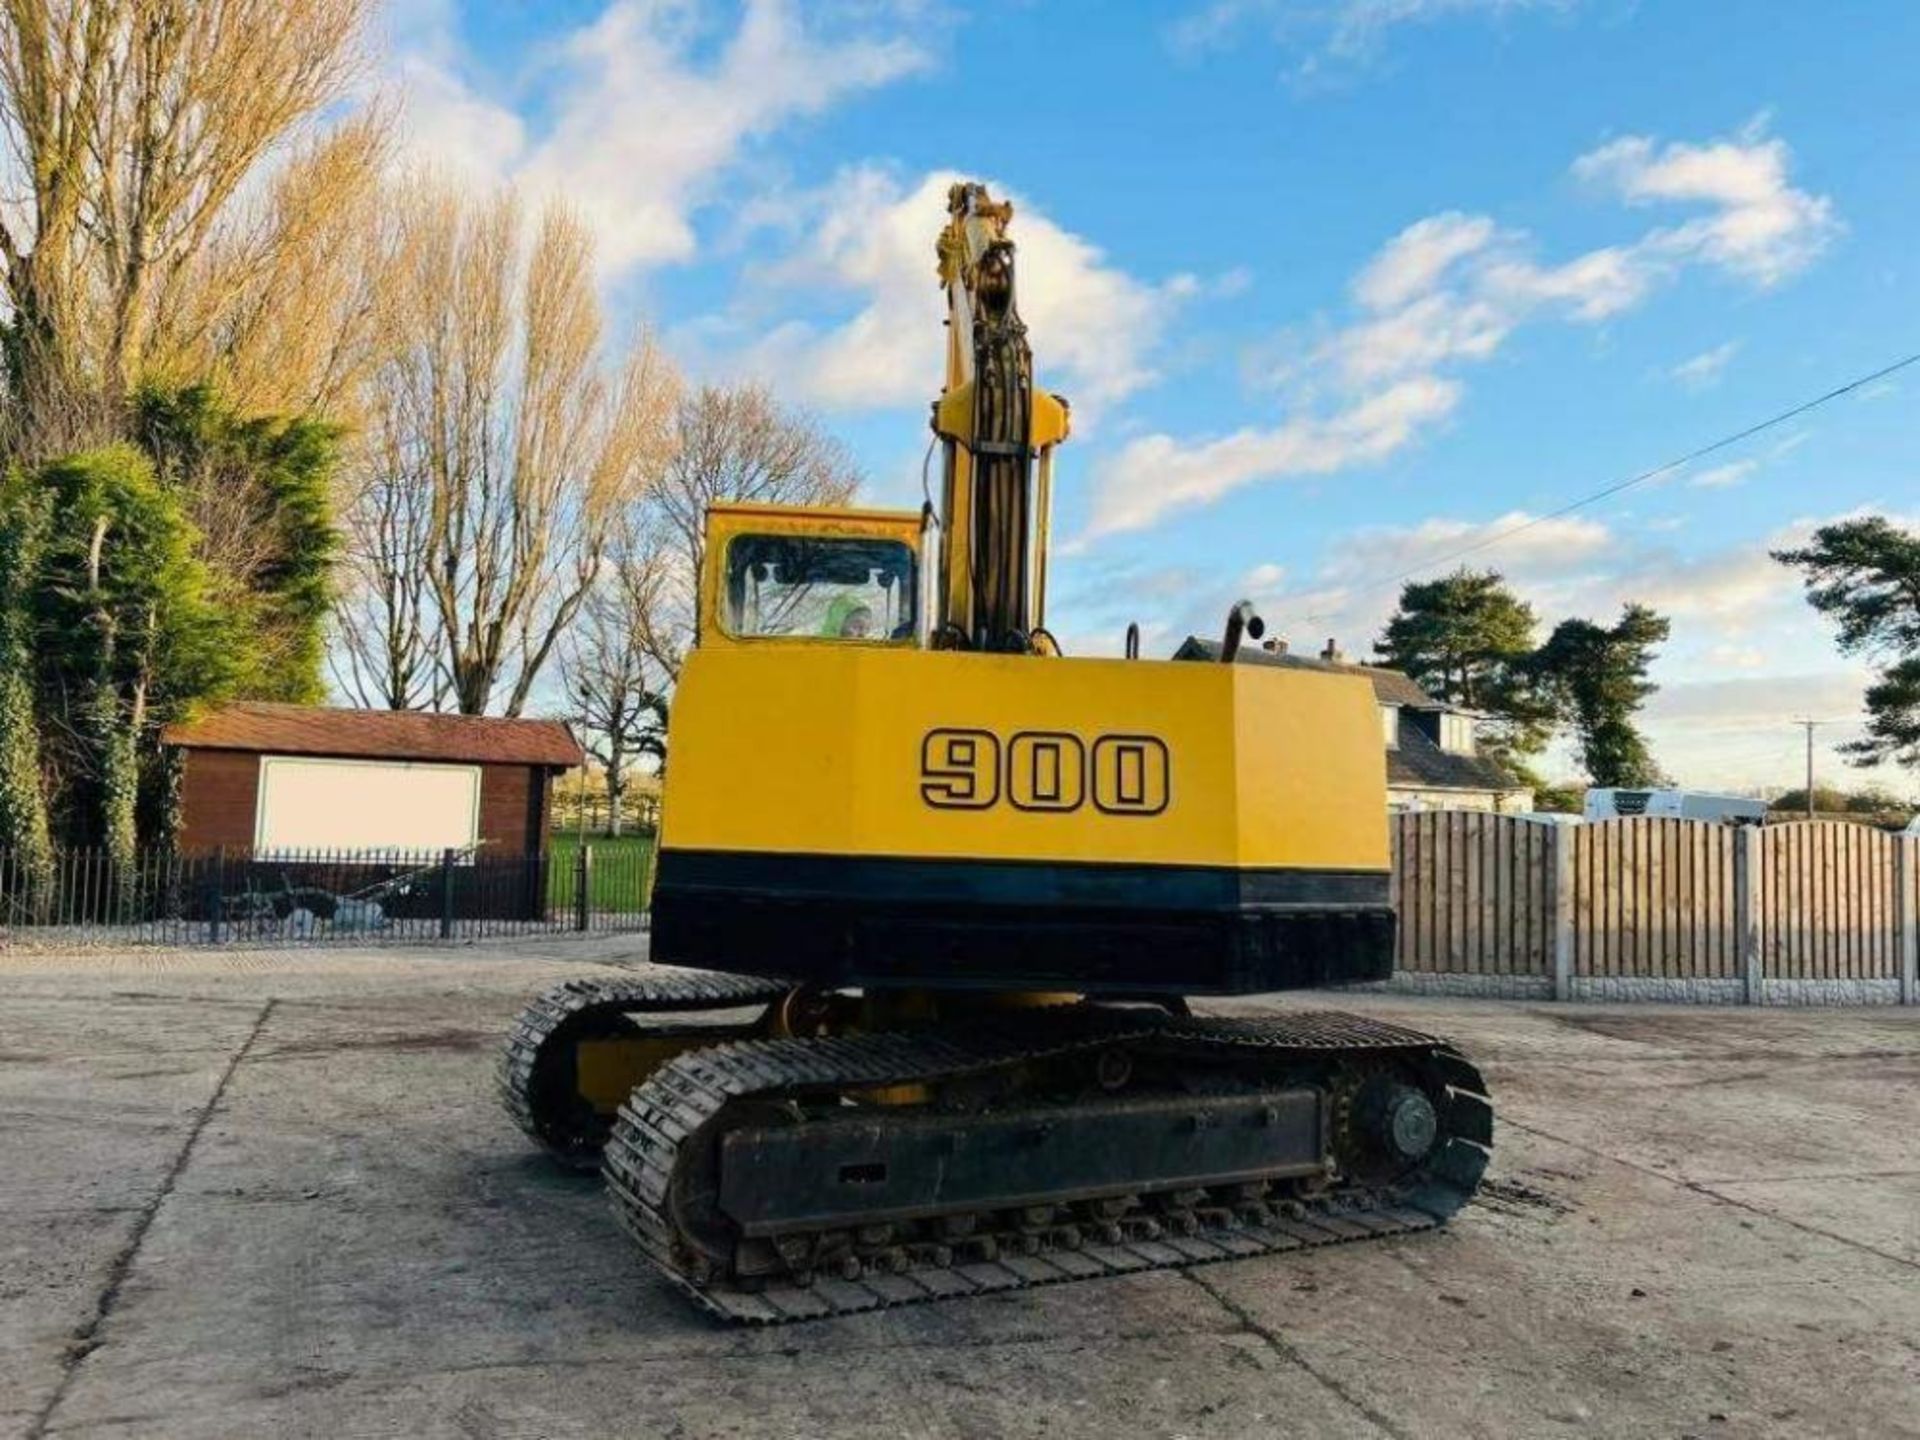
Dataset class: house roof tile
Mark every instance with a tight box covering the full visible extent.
[1171,637,1439,708]
[1387,724,1528,794]
[1174,636,1528,795]
[162,702,584,767]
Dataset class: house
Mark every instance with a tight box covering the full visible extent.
[1174,637,1533,814]
[162,702,584,856]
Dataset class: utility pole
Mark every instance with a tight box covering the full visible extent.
[1794,718,1824,817]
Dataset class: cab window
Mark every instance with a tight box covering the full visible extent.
[722,535,917,642]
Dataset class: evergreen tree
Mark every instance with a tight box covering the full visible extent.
[1533,603,1671,788]
[1374,568,1555,774]
[0,474,54,892]
[135,384,343,703]
[35,447,235,852]
[1773,516,1920,769]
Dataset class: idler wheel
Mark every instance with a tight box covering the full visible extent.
[1357,1080,1440,1164]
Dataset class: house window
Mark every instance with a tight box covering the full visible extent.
[1380,705,1400,748]
[1439,712,1477,755]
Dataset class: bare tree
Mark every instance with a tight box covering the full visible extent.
[561,529,668,835]
[0,0,379,445]
[346,179,678,716]
[330,430,445,711]
[147,116,390,422]
[634,383,861,682]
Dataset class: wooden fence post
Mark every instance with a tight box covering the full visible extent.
[1550,822,1574,1001]
[1735,826,1762,1005]
[575,844,592,932]
[1899,837,1917,1007]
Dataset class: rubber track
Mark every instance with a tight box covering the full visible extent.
[499,969,792,1158]
[603,1009,1492,1324]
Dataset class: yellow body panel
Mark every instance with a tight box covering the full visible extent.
[660,645,1388,874]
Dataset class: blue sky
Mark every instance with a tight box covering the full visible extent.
[386,0,1919,793]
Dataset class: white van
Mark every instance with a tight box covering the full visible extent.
[1584,788,1769,825]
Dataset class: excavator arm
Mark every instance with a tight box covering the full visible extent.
[930,182,1071,652]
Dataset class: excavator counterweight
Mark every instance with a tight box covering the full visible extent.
[501,183,1492,1322]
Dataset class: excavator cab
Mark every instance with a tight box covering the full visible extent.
[701,502,927,649]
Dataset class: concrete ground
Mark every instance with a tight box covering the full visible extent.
[1,940,1915,1440]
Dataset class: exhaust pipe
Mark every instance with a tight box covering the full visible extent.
[1219,600,1265,664]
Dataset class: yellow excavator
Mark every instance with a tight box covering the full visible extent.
[502,183,1491,1323]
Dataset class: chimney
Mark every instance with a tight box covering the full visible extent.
[1321,637,1344,663]
[1261,637,1289,655]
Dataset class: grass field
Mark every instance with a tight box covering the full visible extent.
[548,831,654,911]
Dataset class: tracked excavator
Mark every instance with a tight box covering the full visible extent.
[501,183,1492,1323]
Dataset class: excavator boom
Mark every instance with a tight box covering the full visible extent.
[931,183,1069,651]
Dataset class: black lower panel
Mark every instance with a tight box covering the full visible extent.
[650,850,1394,996]
[719,1089,1325,1235]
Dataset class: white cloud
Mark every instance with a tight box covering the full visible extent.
[1338,511,1613,582]
[1242,505,1904,664]
[1133,509,1613,664]
[1092,376,1461,535]
[1477,245,1654,321]
[388,0,929,274]
[1323,290,1513,387]
[1574,126,1841,287]
[1088,121,1836,536]
[389,53,527,182]
[1687,460,1756,489]
[1645,673,1867,731]
[1170,0,1580,74]
[708,167,1180,422]
[1704,644,1766,671]
[1669,340,1740,389]
[1351,212,1499,309]
[1595,546,1785,624]
[1634,671,1904,793]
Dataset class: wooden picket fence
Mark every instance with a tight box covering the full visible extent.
[1572,819,1740,981]
[1390,814,1919,1001]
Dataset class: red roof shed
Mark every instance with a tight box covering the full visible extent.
[162,703,584,857]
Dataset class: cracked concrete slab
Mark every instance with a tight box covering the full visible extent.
[2,938,1915,1439]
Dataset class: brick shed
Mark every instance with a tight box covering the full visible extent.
[162,703,584,858]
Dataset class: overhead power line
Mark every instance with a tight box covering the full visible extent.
[1273,348,1920,628]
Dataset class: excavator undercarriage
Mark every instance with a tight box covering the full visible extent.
[501,972,1490,1323]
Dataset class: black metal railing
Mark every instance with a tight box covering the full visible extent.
[0,840,651,948]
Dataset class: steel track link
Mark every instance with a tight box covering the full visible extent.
[500,969,794,1166]
[602,1008,1493,1323]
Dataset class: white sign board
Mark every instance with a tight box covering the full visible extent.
[255,757,481,856]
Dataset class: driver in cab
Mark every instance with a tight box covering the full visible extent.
[823,596,875,640]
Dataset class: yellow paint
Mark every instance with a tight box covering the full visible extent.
[931,383,1070,451]
[660,644,1389,873]
[576,1035,715,1114]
